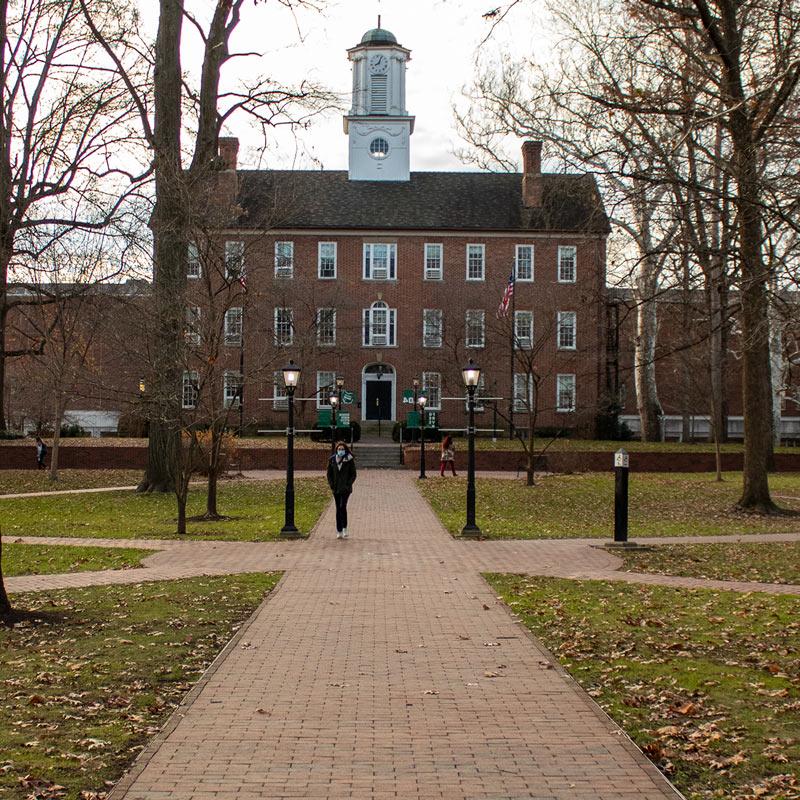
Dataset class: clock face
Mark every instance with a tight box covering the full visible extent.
[369,54,388,74]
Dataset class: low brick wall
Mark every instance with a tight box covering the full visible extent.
[402,448,800,473]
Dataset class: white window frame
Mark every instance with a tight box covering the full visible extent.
[422,371,441,411]
[185,305,201,345]
[558,245,577,283]
[514,310,533,350]
[363,301,397,347]
[424,243,443,280]
[556,374,576,412]
[223,370,242,409]
[187,242,201,279]
[224,307,242,346]
[318,242,337,279]
[316,371,336,408]
[466,244,485,281]
[464,374,486,412]
[182,371,198,409]
[557,311,577,350]
[273,371,288,410]
[465,309,485,348]
[423,309,443,348]
[225,240,245,280]
[515,244,534,282]
[274,307,293,346]
[316,308,336,346]
[275,241,294,278]
[363,243,397,280]
[514,373,534,412]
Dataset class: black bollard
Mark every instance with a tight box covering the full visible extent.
[614,448,629,543]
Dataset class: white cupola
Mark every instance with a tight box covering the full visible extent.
[343,25,414,181]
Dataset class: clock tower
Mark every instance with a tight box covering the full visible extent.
[344,25,414,181]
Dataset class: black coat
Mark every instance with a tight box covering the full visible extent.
[327,453,357,495]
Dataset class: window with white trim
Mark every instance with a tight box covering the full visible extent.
[185,306,201,345]
[557,311,577,350]
[465,309,485,348]
[466,244,485,281]
[316,371,335,408]
[422,371,441,410]
[316,308,336,345]
[556,374,576,412]
[558,246,577,283]
[363,243,397,280]
[182,371,198,409]
[318,242,337,279]
[273,371,288,410]
[423,309,443,348]
[424,243,443,280]
[225,241,244,279]
[274,307,293,346]
[515,244,534,281]
[224,307,242,346]
[514,310,533,350]
[187,242,201,279]
[275,241,294,277]
[223,371,242,408]
[514,373,534,412]
[362,300,396,346]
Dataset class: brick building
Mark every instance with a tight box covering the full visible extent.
[193,24,611,434]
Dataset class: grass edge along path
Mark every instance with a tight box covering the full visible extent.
[618,541,800,585]
[0,478,330,541]
[2,542,153,577]
[486,574,800,800]
[0,572,281,799]
[419,472,800,539]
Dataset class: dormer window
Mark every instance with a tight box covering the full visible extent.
[369,137,389,159]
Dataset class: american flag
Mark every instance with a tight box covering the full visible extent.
[497,273,515,317]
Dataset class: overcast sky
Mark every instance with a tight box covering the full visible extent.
[161,0,551,173]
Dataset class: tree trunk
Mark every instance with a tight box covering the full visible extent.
[634,291,663,441]
[176,492,187,535]
[0,530,11,618]
[138,424,178,492]
[768,293,783,450]
[49,398,64,482]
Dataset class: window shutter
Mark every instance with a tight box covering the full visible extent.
[363,308,370,346]
[363,246,371,279]
[389,245,396,279]
[389,309,396,346]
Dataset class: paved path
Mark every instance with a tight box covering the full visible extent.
[6,472,800,799]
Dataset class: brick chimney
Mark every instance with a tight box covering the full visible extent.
[218,137,240,170]
[521,140,543,207]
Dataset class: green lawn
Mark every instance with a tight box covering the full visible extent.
[419,472,800,539]
[0,573,280,799]
[0,469,143,495]
[3,543,152,577]
[618,541,800,584]
[486,574,800,800]
[0,479,331,541]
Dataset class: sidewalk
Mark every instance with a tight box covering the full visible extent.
[103,471,681,800]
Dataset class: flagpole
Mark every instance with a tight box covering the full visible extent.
[509,260,516,440]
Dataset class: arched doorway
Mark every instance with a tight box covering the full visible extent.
[362,364,396,422]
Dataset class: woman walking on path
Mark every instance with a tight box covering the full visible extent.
[327,441,357,539]
[440,434,457,477]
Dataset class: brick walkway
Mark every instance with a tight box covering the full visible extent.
[6,472,800,799]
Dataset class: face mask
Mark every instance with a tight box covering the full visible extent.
[337,449,345,457]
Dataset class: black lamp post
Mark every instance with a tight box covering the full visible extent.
[280,359,301,538]
[335,375,346,445]
[412,377,420,444]
[462,358,482,538]
[418,393,427,480]
[329,394,339,452]
[375,365,385,437]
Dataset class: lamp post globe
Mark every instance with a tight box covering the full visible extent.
[280,360,302,538]
[461,359,481,538]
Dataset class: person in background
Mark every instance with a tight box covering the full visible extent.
[440,434,457,477]
[326,441,357,539]
[35,436,47,470]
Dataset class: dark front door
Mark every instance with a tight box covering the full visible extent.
[366,380,392,421]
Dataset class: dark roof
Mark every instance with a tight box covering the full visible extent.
[360,27,398,45]
[235,171,610,234]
